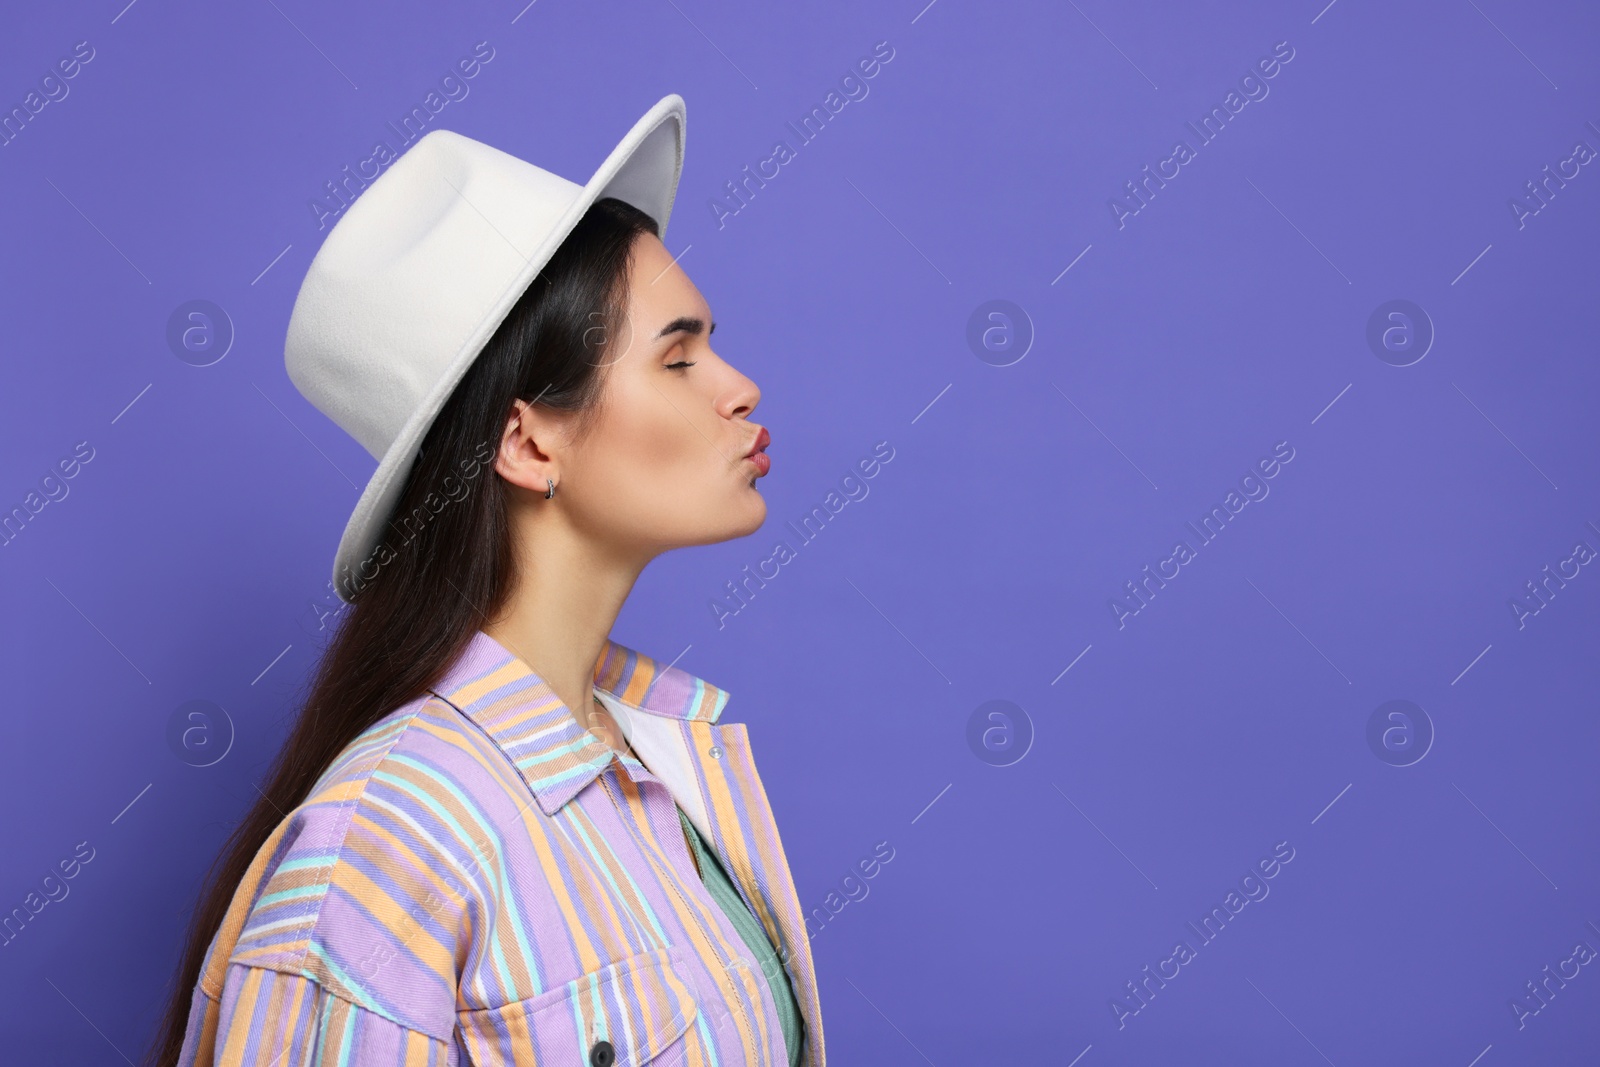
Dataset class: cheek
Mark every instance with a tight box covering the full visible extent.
[587,384,712,490]
[636,400,699,470]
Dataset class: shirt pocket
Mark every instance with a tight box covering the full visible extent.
[456,944,701,1066]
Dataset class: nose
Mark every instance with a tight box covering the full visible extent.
[717,358,761,422]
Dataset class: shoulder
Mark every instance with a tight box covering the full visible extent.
[220,693,525,1039]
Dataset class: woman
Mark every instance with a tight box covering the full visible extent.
[149,96,824,1066]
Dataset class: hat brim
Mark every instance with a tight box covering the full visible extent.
[328,94,686,603]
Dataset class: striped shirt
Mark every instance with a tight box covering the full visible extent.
[177,628,825,1066]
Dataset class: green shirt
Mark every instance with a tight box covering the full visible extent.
[676,804,804,1066]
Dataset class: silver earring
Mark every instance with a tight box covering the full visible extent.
[544,478,556,499]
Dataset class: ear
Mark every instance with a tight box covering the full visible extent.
[494,398,568,495]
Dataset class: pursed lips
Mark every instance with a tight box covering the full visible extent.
[741,425,771,477]
[743,426,770,459]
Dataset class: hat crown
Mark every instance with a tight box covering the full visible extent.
[285,130,586,461]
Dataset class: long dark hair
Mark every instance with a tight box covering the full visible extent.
[146,196,661,1066]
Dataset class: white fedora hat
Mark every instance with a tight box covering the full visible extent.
[285,95,686,603]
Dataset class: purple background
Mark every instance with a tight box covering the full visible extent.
[2,0,1598,1062]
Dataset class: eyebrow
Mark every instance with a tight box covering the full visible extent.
[654,316,716,340]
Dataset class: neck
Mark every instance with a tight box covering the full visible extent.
[483,510,652,726]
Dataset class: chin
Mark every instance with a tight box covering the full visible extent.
[714,489,767,543]
[666,496,767,547]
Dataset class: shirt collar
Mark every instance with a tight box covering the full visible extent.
[426,628,730,816]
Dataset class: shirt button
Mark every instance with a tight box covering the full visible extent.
[708,745,723,759]
[589,1040,615,1067]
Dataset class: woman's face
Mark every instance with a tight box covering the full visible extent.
[538,231,768,555]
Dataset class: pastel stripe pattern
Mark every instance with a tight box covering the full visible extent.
[176,629,824,1067]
